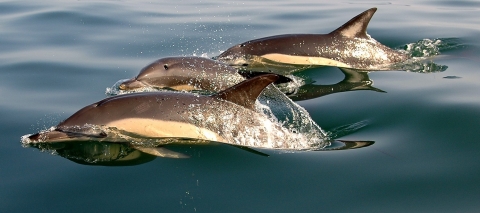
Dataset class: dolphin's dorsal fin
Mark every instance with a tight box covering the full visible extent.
[214,74,279,110]
[330,7,377,39]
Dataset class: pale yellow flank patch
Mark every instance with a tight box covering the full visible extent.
[261,53,351,67]
[133,146,190,158]
[169,84,198,91]
[107,118,225,142]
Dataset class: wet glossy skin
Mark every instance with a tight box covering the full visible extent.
[28,75,287,147]
[119,56,243,91]
[215,8,409,71]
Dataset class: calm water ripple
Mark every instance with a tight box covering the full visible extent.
[1,0,480,212]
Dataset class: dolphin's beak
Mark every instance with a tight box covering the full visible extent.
[26,127,107,144]
[118,79,147,90]
[27,130,71,143]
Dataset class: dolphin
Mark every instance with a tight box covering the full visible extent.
[215,8,409,71]
[118,56,291,92]
[113,57,384,101]
[24,74,330,158]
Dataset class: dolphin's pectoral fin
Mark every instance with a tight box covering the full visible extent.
[237,70,292,84]
[214,74,279,110]
[229,145,270,157]
[330,7,377,39]
[133,146,190,158]
[320,140,375,151]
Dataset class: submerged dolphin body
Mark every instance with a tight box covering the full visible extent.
[215,8,409,71]
[24,75,329,158]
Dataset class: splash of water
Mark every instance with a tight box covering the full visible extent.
[402,38,464,57]
[393,38,464,73]
[326,120,370,139]
[403,38,442,57]
[105,79,161,97]
[274,75,305,95]
[186,97,329,150]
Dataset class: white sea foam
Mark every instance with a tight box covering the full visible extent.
[105,79,160,97]
[186,97,329,150]
[391,38,451,73]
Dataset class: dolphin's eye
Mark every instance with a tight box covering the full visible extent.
[164,64,168,70]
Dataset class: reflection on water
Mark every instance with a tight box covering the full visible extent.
[289,67,385,101]
[26,139,374,166]
[31,142,157,166]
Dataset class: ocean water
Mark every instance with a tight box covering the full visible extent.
[2,0,480,212]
